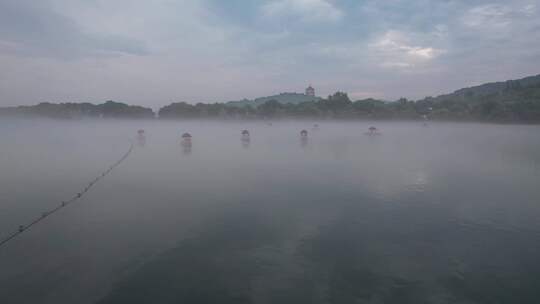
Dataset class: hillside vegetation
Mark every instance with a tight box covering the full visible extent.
[2,74,540,122]
[0,101,154,119]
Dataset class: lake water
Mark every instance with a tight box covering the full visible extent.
[1,119,540,304]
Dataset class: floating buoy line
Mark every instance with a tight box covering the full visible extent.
[0,141,134,249]
[0,124,394,248]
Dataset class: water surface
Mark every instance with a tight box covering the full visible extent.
[1,120,540,303]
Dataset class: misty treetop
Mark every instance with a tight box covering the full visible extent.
[0,100,154,119]
[1,74,540,122]
[157,74,540,122]
[226,92,321,108]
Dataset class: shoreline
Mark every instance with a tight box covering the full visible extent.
[2,115,540,125]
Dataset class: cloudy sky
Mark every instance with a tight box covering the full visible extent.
[1,0,539,108]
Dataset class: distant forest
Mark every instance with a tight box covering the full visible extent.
[2,74,540,123]
[0,100,154,119]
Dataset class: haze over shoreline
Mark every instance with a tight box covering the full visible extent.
[1,74,539,123]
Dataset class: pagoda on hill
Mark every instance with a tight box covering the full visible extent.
[305,85,315,97]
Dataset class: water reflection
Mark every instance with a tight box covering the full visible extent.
[136,129,146,147]
[365,126,381,136]
[181,132,192,155]
[96,185,540,303]
[300,129,308,148]
[404,168,429,194]
[1,121,540,304]
[241,130,250,149]
[98,209,279,304]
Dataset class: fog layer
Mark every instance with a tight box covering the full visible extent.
[1,120,540,303]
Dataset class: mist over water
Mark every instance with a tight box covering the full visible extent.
[1,119,540,304]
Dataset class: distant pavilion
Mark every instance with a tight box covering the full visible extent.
[305,85,315,97]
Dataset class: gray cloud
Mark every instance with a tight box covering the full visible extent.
[0,0,539,106]
[0,0,148,59]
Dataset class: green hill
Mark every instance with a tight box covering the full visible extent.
[2,74,540,122]
[436,74,540,100]
[416,74,540,121]
[226,93,321,108]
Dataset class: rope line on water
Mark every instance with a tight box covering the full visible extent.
[0,141,134,249]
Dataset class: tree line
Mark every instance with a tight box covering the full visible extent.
[159,86,540,122]
[2,77,539,122]
[0,100,154,119]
